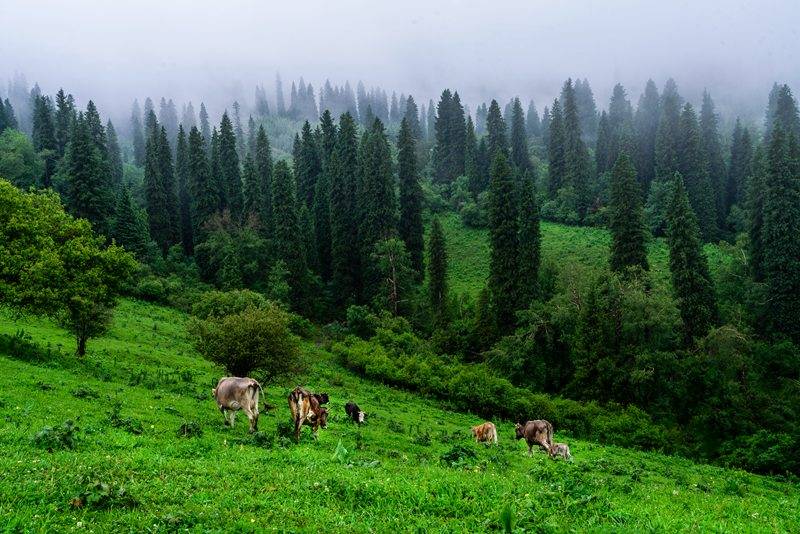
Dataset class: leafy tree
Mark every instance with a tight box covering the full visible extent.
[0,128,42,188]
[397,118,424,279]
[271,160,310,310]
[488,153,519,330]
[188,302,301,378]
[666,174,717,341]
[428,216,448,324]
[678,103,718,242]
[510,97,531,172]
[517,172,541,306]
[371,238,414,316]
[175,126,194,254]
[608,153,648,273]
[0,180,136,355]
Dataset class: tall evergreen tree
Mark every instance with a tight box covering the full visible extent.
[488,153,519,330]
[562,79,592,219]
[634,80,660,194]
[275,73,286,116]
[254,126,273,234]
[547,99,566,198]
[485,99,508,164]
[198,102,211,147]
[144,121,171,253]
[465,115,484,197]
[313,169,332,281]
[426,99,436,143]
[84,101,107,154]
[106,120,124,189]
[187,126,216,239]
[209,128,226,212]
[241,153,261,223]
[112,186,152,260]
[526,100,541,137]
[54,89,75,157]
[296,121,321,208]
[318,110,337,166]
[397,118,424,279]
[432,89,466,185]
[510,97,531,173]
[595,112,612,175]
[573,78,599,143]
[517,171,541,306]
[747,146,768,282]
[218,112,242,217]
[31,94,57,187]
[404,95,421,139]
[608,153,648,273]
[699,91,727,229]
[654,79,682,180]
[298,204,316,273]
[130,99,146,166]
[271,160,309,310]
[158,126,180,246]
[762,119,800,341]
[666,174,717,341]
[175,126,194,255]
[677,103,718,242]
[725,119,753,217]
[428,216,448,324]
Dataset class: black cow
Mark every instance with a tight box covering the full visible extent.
[345,401,365,424]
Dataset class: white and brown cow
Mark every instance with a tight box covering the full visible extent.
[288,386,329,441]
[515,419,554,456]
[212,377,263,433]
[471,422,498,444]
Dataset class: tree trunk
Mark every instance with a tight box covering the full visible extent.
[76,334,87,357]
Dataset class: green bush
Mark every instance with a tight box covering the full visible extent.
[33,420,79,450]
[191,289,270,319]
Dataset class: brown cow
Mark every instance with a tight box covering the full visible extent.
[212,377,263,432]
[471,422,498,444]
[514,420,553,456]
[549,442,572,461]
[287,386,329,441]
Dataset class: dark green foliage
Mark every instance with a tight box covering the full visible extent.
[699,92,726,230]
[464,116,484,198]
[241,153,261,222]
[296,121,321,208]
[432,89,466,185]
[371,238,415,316]
[526,100,540,137]
[725,120,753,220]
[329,113,361,308]
[130,99,145,166]
[63,113,114,236]
[313,169,331,281]
[299,204,316,272]
[485,100,508,164]
[547,99,566,198]
[318,110,337,165]
[397,118,424,279]
[271,160,310,310]
[2,98,18,131]
[84,101,107,154]
[595,112,612,176]
[509,98,531,172]
[428,217,448,324]
[634,80,660,194]
[158,126,180,248]
[31,94,57,187]
[517,173,540,306]
[218,112,242,217]
[562,79,592,220]
[187,127,216,239]
[600,84,635,176]
[666,174,717,341]
[358,119,397,301]
[488,153,519,330]
[254,126,273,234]
[194,212,266,290]
[762,123,800,341]
[0,128,42,189]
[608,153,648,273]
[175,126,193,255]
[112,186,153,261]
[199,102,211,147]
[678,103,718,242]
[573,78,599,143]
[143,120,172,253]
[747,146,767,282]
[404,95,421,139]
[105,120,124,189]
[655,79,682,181]
[33,420,79,450]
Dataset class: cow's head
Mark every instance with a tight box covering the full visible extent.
[357,411,365,424]
[318,407,329,429]
[315,393,330,405]
[514,423,524,440]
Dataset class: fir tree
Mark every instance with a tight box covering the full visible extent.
[666,174,717,341]
[465,115,483,197]
[144,121,171,253]
[517,171,541,306]
[54,90,75,156]
[209,127,225,211]
[762,121,800,341]
[106,120,124,188]
[271,160,309,310]
[199,102,211,147]
[218,112,242,217]
[426,99,436,143]
[313,169,332,281]
[608,153,648,274]
[175,126,194,255]
[130,99,145,166]
[562,79,592,219]
[526,100,541,137]
[510,97,531,173]
[725,119,753,217]
[485,99,508,163]
[232,101,246,161]
[404,95,421,139]
[187,126,216,239]
[275,73,286,116]
[112,186,152,261]
[677,103,718,242]
[748,146,767,282]
[397,118,424,279]
[654,79,681,180]
[299,204,316,273]
[595,112,612,175]
[699,91,727,229]
[488,152,519,330]
[254,126,273,234]
[318,110,337,166]
[547,99,566,198]
[241,153,261,222]
[63,113,114,236]
[158,126,180,246]
[296,121,321,208]
[84,101,107,154]
[428,216,448,324]
[31,94,57,187]
[432,89,466,185]
[3,99,18,131]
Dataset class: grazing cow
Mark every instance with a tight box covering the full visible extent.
[471,422,498,444]
[212,377,263,433]
[549,442,572,461]
[514,420,554,456]
[288,386,329,441]
[345,401,365,424]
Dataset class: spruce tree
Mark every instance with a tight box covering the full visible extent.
[53,89,75,157]
[199,102,211,147]
[666,173,717,341]
[175,126,194,255]
[699,91,727,229]
[31,94,57,187]
[654,79,681,180]
[106,120,124,188]
[404,95,421,139]
[144,120,170,252]
[271,160,309,310]
[547,99,566,198]
[526,100,541,137]
[677,103,717,242]
[428,216,448,324]
[762,121,800,341]
[254,126,273,234]
[608,153,648,273]
[595,112,612,175]
[313,169,332,281]
[485,99,508,163]
[130,99,145,166]
[3,99,17,130]
[397,118,424,279]
[112,186,152,261]
[517,171,541,306]
[241,153,261,222]
[562,79,591,219]
[63,113,114,236]
[218,112,242,217]
[296,121,321,208]
[329,113,361,307]
[299,204,316,273]
[510,97,531,172]
[725,119,753,217]
[488,152,519,330]
[748,146,767,282]
[187,126,216,239]
[465,115,483,197]
[158,126,180,246]
[318,110,337,166]
[432,89,465,185]
[84,101,107,154]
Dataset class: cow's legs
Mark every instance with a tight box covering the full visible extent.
[229,410,237,427]
[528,443,533,457]
[220,407,229,426]
[294,419,302,442]
[244,404,258,433]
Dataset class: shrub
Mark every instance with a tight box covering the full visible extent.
[188,303,302,378]
[346,305,379,339]
[71,479,137,510]
[440,444,477,468]
[107,401,143,435]
[33,420,79,450]
[191,289,269,319]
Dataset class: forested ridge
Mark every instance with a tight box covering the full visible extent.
[1,72,799,476]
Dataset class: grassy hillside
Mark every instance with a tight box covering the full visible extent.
[436,213,731,299]
[1,300,798,531]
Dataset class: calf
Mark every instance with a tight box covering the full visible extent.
[471,422,498,444]
[514,420,554,456]
[345,401,365,424]
[212,377,262,433]
[288,386,329,441]
[549,442,572,461]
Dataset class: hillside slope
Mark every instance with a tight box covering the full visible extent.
[1,300,798,532]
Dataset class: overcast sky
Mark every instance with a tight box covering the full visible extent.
[1,0,798,122]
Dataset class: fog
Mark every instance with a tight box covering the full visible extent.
[2,0,798,123]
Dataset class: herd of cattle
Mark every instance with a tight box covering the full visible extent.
[212,377,572,461]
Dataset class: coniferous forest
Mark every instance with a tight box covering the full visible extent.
[1,3,800,530]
